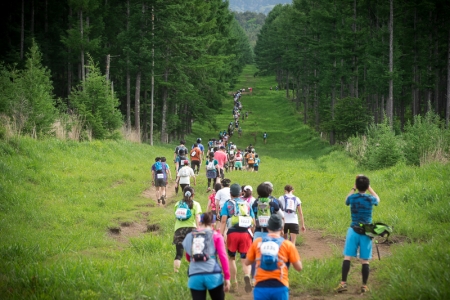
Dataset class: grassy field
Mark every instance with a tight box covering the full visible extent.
[1,65,449,299]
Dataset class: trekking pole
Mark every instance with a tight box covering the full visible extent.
[374,239,381,260]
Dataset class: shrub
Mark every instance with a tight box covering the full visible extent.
[403,111,449,166]
[363,120,403,170]
[68,56,123,140]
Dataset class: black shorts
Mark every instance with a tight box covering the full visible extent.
[155,178,166,187]
[284,223,300,234]
[191,160,200,169]
[254,165,259,171]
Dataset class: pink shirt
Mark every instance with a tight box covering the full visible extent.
[214,150,227,168]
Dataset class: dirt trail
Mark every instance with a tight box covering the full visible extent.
[110,183,393,300]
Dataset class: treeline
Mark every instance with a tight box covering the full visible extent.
[229,0,292,14]
[0,0,253,142]
[254,0,450,144]
[234,11,266,49]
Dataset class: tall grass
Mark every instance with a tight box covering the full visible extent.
[1,65,449,299]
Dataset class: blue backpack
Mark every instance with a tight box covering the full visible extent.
[154,161,163,173]
[258,236,285,271]
[175,201,192,221]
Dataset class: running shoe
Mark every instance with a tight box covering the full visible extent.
[207,187,211,192]
[334,282,347,293]
[157,198,161,204]
[161,195,166,205]
[361,285,370,294]
[244,275,252,293]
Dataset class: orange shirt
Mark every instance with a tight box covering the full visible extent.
[246,234,301,287]
[190,147,201,161]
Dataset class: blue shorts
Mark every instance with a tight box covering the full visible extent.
[188,273,223,291]
[343,227,373,260]
[253,286,289,300]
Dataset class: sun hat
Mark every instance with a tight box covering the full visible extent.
[243,185,253,192]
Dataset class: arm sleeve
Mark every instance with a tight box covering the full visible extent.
[214,233,230,280]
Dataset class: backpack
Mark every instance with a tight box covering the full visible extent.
[206,160,216,171]
[229,200,253,228]
[247,153,255,164]
[175,201,192,221]
[154,161,163,174]
[353,222,393,239]
[283,195,297,213]
[191,229,213,262]
[256,199,271,228]
[179,166,191,177]
[258,236,286,272]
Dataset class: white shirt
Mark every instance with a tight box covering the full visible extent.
[215,187,231,208]
[177,166,194,184]
[278,194,301,224]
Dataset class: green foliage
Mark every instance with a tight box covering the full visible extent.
[363,120,404,170]
[0,41,57,137]
[69,57,122,139]
[403,110,449,166]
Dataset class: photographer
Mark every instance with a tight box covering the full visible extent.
[335,175,380,294]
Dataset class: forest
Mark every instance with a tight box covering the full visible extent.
[234,11,266,49]
[0,0,253,143]
[255,0,450,144]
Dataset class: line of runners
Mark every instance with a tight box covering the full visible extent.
[169,175,380,300]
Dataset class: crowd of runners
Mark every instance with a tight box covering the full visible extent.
[150,89,381,300]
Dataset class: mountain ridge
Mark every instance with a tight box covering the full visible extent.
[228,0,292,14]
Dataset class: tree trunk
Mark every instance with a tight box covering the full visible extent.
[330,57,336,145]
[45,0,48,33]
[413,8,418,116]
[80,10,85,82]
[434,17,439,113]
[67,7,72,96]
[135,70,141,141]
[20,0,24,60]
[30,0,34,36]
[161,68,169,143]
[304,84,309,124]
[85,16,90,78]
[386,0,394,126]
[126,0,131,131]
[446,28,450,128]
[286,69,289,98]
[150,5,155,145]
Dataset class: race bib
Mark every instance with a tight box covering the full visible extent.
[175,208,188,219]
[258,216,270,227]
[157,173,164,179]
[192,237,205,255]
[238,216,252,228]
[260,241,280,256]
[191,151,196,157]
[286,199,296,212]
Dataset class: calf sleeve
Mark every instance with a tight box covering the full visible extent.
[362,263,370,285]
[342,260,351,282]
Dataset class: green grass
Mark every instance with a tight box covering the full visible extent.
[1,65,450,299]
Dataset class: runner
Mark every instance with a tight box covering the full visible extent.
[334,175,380,294]
[244,214,303,300]
[234,150,243,171]
[182,212,231,300]
[173,186,202,273]
[176,148,189,172]
[161,157,172,202]
[215,178,231,219]
[238,126,242,138]
[205,152,219,192]
[227,147,236,172]
[190,143,202,175]
[174,140,187,166]
[246,150,256,172]
[278,185,306,244]
[220,183,255,294]
[151,157,166,204]
[253,154,260,172]
[241,185,256,207]
[176,160,196,194]
[192,138,205,160]
[214,146,228,182]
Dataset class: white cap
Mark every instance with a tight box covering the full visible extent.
[244,185,253,192]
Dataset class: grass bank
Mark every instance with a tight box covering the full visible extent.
[0,65,449,299]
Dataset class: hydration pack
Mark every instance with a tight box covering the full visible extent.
[175,201,192,221]
[191,229,212,262]
[229,200,253,228]
[258,236,285,271]
[283,195,297,213]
